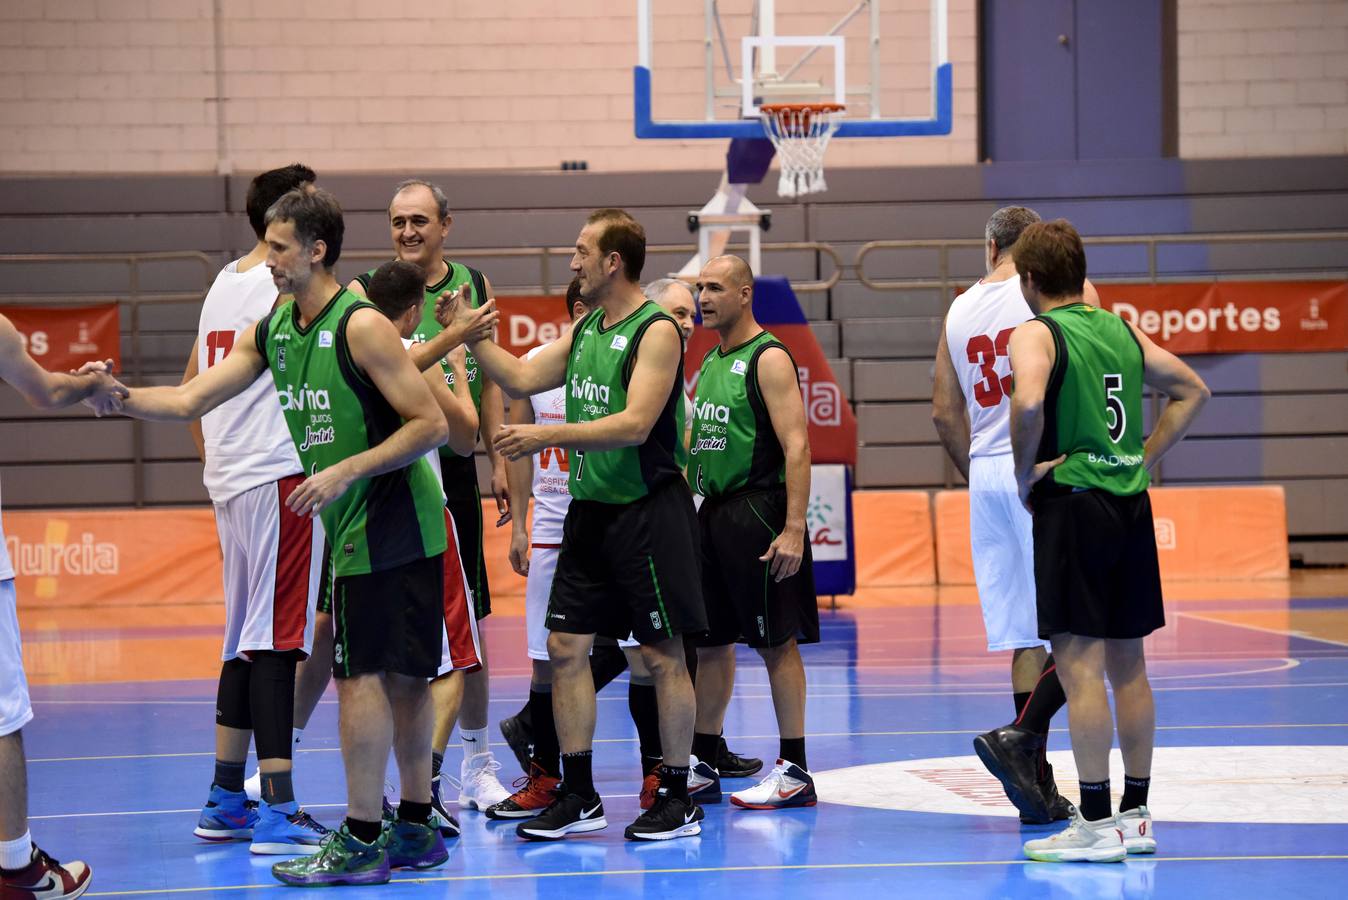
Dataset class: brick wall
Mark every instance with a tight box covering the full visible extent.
[1179,0,1348,157]
[0,0,977,175]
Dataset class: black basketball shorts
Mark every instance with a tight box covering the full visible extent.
[331,553,444,679]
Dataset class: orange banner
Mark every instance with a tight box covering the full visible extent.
[3,304,122,372]
[7,508,221,610]
[1103,281,1346,354]
[933,485,1288,584]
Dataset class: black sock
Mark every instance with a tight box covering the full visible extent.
[1078,780,1112,821]
[692,732,720,765]
[588,644,629,692]
[431,751,444,781]
[1016,655,1066,735]
[345,816,382,844]
[398,799,432,824]
[213,759,246,795]
[779,737,807,771]
[530,689,561,777]
[260,769,295,806]
[1120,775,1150,812]
[641,754,663,776]
[660,763,690,802]
[628,682,663,762]
[1013,691,1031,721]
[562,750,595,798]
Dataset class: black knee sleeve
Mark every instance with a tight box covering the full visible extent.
[249,650,299,761]
[216,658,252,731]
[588,643,629,691]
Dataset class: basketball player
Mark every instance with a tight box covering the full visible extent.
[347,179,510,813]
[178,163,330,857]
[99,189,494,886]
[685,255,819,810]
[1009,220,1208,862]
[932,206,1073,823]
[0,323,122,898]
[440,209,707,841]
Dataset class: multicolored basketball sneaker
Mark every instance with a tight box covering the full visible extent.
[687,756,723,804]
[486,762,562,819]
[271,823,390,887]
[193,785,259,841]
[386,818,450,871]
[729,759,817,809]
[0,845,92,899]
[1118,806,1157,854]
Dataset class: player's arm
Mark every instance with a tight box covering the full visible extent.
[118,322,266,421]
[1007,321,1065,510]
[0,314,127,410]
[181,339,206,461]
[436,288,569,397]
[757,346,811,582]
[1128,322,1211,471]
[286,308,449,517]
[496,319,680,459]
[931,320,971,482]
[506,395,535,576]
[426,347,479,457]
[480,375,511,525]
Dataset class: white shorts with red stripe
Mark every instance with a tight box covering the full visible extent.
[0,580,34,737]
[214,473,324,661]
[438,508,483,676]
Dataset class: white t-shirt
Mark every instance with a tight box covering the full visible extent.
[944,277,1034,459]
[526,344,570,544]
[0,480,12,580]
[197,260,301,502]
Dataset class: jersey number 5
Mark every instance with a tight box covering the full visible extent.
[966,328,1015,408]
[1104,373,1126,442]
[204,330,235,369]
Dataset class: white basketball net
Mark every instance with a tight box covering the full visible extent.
[760,104,845,198]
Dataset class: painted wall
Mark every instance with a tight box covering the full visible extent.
[0,1,1342,175]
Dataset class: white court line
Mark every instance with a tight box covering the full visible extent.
[1176,611,1348,649]
[27,720,1348,764]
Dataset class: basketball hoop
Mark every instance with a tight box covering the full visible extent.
[759,102,845,198]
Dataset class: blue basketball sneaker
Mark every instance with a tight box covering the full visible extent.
[249,800,330,855]
[194,785,258,841]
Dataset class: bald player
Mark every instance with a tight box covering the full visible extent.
[686,255,819,810]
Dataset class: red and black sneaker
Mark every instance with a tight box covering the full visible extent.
[0,845,92,900]
[485,763,562,820]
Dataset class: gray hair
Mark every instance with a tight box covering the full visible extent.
[392,178,450,221]
[643,277,693,304]
[985,206,1041,252]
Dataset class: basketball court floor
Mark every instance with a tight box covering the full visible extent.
[17,572,1348,898]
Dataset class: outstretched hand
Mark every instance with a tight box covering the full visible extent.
[78,360,130,417]
[434,285,498,344]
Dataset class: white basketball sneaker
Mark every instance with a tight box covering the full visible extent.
[1117,806,1156,854]
[729,759,817,809]
[243,768,262,803]
[458,751,510,810]
[1023,811,1126,863]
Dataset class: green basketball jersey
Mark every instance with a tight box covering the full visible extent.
[564,301,683,504]
[688,331,791,498]
[357,259,486,459]
[256,289,448,577]
[1031,303,1149,497]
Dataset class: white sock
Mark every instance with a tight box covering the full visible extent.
[461,727,488,760]
[0,832,32,871]
[292,727,304,746]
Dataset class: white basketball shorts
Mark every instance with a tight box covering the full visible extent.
[438,508,483,676]
[525,544,560,661]
[968,453,1048,652]
[0,580,33,737]
[214,473,324,661]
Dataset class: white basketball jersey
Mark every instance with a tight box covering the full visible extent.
[0,479,12,580]
[198,260,301,502]
[944,277,1033,459]
[403,337,446,501]
[526,344,570,544]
